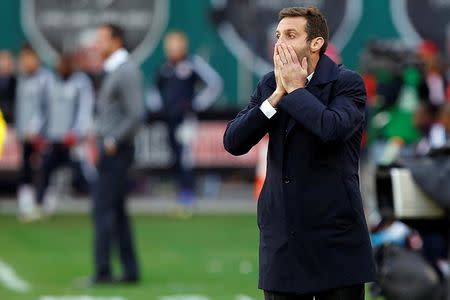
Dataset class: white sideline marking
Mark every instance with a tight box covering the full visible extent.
[160,295,210,300]
[0,259,31,292]
[40,296,125,300]
[235,295,255,300]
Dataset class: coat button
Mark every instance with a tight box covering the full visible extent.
[283,177,291,184]
[290,231,296,236]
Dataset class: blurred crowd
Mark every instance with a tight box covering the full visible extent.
[0,28,223,222]
[2,22,450,294]
[359,40,450,300]
[361,39,450,160]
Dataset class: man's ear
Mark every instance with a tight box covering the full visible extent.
[310,37,324,54]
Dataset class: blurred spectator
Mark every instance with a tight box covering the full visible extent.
[413,102,446,156]
[0,50,16,123]
[86,23,143,285]
[155,31,223,215]
[34,53,94,217]
[438,102,450,135]
[418,40,447,105]
[15,43,53,222]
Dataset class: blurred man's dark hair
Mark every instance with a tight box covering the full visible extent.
[20,42,38,56]
[57,53,75,80]
[278,6,329,55]
[413,101,440,133]
[100,23,125,46]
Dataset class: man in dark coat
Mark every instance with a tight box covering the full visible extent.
[223,6,376,300]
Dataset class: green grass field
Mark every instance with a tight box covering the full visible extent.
[0,215,378,300]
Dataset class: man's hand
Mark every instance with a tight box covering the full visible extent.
[276,43,308,93]
[104,137,117,156]
[267,45,288,108]
[274,45,286,95]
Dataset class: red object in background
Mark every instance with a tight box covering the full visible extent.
[0,128,21,170]
[85,134,98,167]
[418,40,439,58]
[446,84,450,102]
[193,121,258,167]
[362,73,377,106]
[325,43,341,64]
[254,136,268,201]
[62,131,78,148]
[31,135,47,152]
[361,130,368,149]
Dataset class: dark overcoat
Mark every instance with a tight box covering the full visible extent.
[223,54,377,294]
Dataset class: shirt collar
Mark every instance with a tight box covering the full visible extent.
[104,48,129,73]
[306,72,314,85]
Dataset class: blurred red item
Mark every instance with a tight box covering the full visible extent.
[325,43,341,64]
[63,131,78,148]
[31,135,47,152]
[361,130,368,149]
[418,40,439,58]
[446,84,450,101]
[362,74,377,105]
[254,136,269,201]
[85,134,98,166]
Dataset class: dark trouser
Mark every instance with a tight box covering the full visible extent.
[35,143,70,205]
[92,143,139,279]
[166,118,194,193]
[264,284,365,300]
[20,141,37,185]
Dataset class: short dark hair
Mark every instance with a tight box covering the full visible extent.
[420,101,440,118]
[278,6,329,55]
[100,23,125,46]
[20,42,38,56]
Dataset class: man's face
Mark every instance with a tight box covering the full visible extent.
[95,27,115,60]
[18,51,39,75]
[57,57,71,78]
[164,34,188,63]
[413,105,433,133]
[275,17,310,62]
[0,52,14,76]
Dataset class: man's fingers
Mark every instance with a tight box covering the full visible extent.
[275,54,285,72]
[281,44,293,64]
[287,45,299,64]
[273,47,280,67]
[277,45,288,65]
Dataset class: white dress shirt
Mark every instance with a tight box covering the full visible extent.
[260,72,314,119]
[104,48,129,73]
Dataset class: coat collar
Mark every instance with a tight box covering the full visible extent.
[265,54,339,89]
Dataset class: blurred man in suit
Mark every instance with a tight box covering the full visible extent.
[224,6,376,300]
[87,23,143,285]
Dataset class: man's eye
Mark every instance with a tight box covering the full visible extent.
[289,35,295,39]
[275,35,280,39]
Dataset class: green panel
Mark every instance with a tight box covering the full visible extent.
[0,0,26,51]
[0,0,405,108]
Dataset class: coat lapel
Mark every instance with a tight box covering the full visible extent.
[284,54,339,138]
